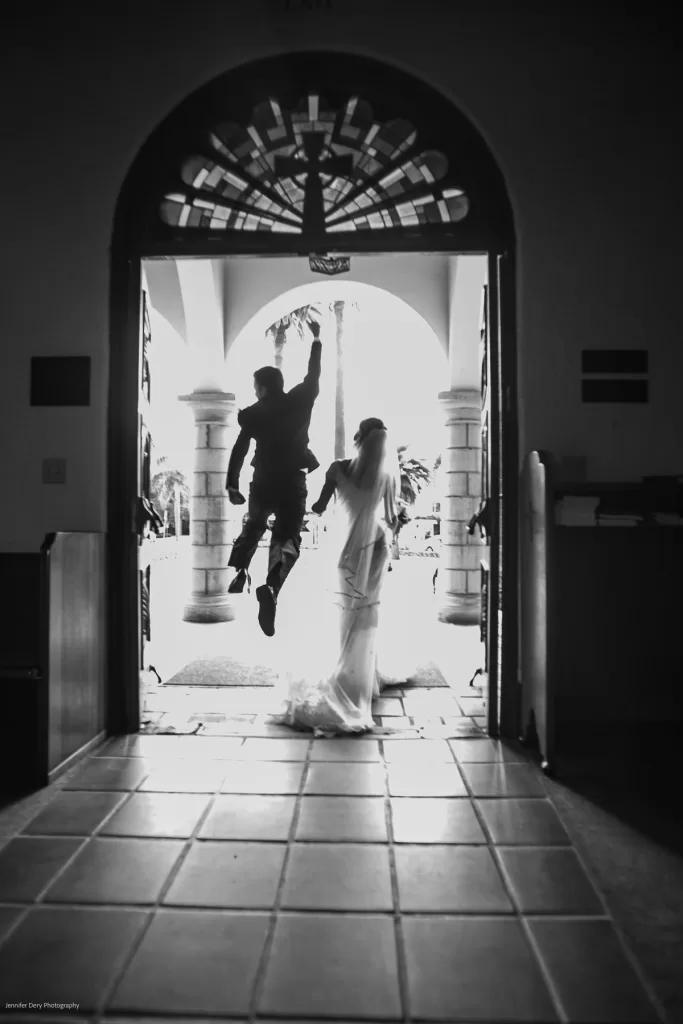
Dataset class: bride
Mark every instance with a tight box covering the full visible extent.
[273,417,402,736]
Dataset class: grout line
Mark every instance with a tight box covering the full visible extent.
[0,902,32,952]
[538,775,670,1024]
[381,739,411,1024]
[455,757,569,1024]
[518,914,570,1024]
[96,746,243,1017]
[247,737,313,1022]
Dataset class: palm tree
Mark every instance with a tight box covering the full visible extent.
[397,446,433,506]
[150,455,190,536]
[266,304,321,369]
[333,300,346,458]
[327,299,359,458]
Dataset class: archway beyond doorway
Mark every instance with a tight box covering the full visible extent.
[108,50,517,739]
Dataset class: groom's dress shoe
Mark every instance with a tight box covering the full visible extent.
[256,585,277,636]
[228,570,250,594]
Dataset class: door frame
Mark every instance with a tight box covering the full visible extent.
[107,240,518,736]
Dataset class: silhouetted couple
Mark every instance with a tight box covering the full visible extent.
[226,321,402,735]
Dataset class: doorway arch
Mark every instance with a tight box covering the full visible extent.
[108,50,517,737]
[226,278,448,470]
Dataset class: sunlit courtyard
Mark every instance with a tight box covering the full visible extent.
[142,538,486,737]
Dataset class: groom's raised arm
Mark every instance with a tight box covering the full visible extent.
[289,321,322,403]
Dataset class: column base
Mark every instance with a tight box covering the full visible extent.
[438,592,481,625]
[183,593,237,624]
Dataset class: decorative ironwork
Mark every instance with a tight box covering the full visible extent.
[141,292,152,404]
[161,94,469,238]
[480,283,488,407]
[309,255,350,275]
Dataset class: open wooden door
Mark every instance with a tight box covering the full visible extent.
[520,449,555,772]
[478,250,518,739]
[137,291,162,682]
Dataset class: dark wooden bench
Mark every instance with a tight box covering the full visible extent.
[0,551,47,791]
[0,533,106,794]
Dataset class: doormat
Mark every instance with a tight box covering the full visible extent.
[402,662,450,688]
[164,656,278,687]
[141,722,205,735]
[163,656,451,688]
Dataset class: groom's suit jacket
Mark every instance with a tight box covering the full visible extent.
[226,340,322,490]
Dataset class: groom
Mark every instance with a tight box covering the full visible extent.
[226,320,322,636]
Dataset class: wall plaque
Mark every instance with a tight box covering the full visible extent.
[581,379,648,403]
[30,357,91,407]
[581,349,648,374]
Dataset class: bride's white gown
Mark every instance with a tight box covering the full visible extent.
[273,450,405,736]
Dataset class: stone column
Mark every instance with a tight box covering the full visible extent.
[179,390,239,623]
[437,388,486,624]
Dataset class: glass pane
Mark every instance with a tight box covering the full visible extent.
[164,94,469,235]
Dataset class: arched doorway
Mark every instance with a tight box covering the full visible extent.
[109,51,516,737]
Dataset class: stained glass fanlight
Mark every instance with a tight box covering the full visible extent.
[160,94,469,237]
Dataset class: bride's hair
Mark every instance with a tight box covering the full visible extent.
[353,417,386,448]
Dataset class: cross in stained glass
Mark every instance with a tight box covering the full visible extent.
[274,133,353,236]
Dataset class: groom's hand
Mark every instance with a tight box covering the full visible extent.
[227,486,246,505]
[310,501,324,515]
[307,320,321,339]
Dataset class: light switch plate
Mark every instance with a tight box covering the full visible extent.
[43,458,67,484]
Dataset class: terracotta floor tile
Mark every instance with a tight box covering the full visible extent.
[22,791,127,836]
[163,841,286,909]
[529,917,659,1022]
[382,739,455,763]
[372,697,404,716]
[395,846,513,913]
[98,793,210,838]
[387,763,467,797]
[137,760,229,792]
[497,847,605,914]
[259,913,401,1019]
[102,735,245,760]
[460,762,546,798]
[450,737,530,763]
[239,738,311,761]
[382,716,412,728]
[199,795,296,841]
[304,762,386,796]
[62,757,151,791]
[403,916,557,1021]
[390,797,486,844]
[0,906,148,1010]
[281,843,393,911]
[43,837,184,904]
[0,905,24,945]
[296,797,388,842]
[220,761,305,794]
[110,909,268,1015]
[477,799,571,845]
[0,837,83,901]
[310,738,382,761]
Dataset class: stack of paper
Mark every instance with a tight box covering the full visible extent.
[597,514,642,527]
[555,496,599,526]
[653,513,683,526]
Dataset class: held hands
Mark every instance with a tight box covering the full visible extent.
[307,320,321,339]
[227,486,246,506]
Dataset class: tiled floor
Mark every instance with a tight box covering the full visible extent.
[0,730,663,1022]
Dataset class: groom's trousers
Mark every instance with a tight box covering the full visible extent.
[228,469,307,596]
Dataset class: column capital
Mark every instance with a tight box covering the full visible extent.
[438,387,480,421]
[179,390,237,424]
